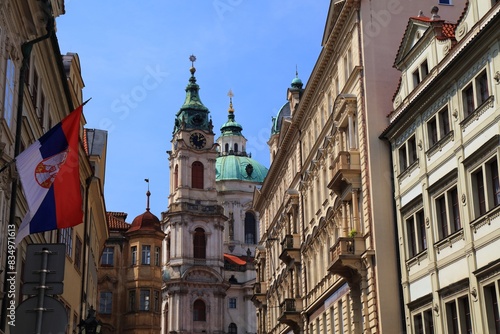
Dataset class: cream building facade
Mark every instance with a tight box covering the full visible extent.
[252,1,464,334]
[0,1,108,333]
[382,0,500,332]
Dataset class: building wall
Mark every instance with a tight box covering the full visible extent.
[385,1,500,333]
[0,2,108,333]
[253,1,465,334]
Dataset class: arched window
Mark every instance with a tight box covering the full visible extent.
[228,323,237,334]
[234,143,238,153]
[193,299,206,321]
[244,212,256,244]
[193,228,206,259]
[173,165,178,189]
[192,161,204,189]
[225,143,229,153]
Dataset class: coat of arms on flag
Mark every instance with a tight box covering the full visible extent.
[14,104,85,245]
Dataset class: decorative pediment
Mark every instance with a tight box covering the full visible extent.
[183,268,222,284]
[394,17,432,69]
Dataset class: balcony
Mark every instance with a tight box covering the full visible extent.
[279,234,301,264]
[328,237,365,281]
[328,151,361,196]
[251,281,267,305]
[278,298,302,329]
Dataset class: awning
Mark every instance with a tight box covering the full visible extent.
[224,253,246,265]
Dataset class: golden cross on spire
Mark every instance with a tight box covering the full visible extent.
[227,89,234,113]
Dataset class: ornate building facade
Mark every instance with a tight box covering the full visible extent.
[0,1,109,333]
[252,1,465,334]
[161,61,267,334]
[98,203,164,334]
[216,93,267,334]
[382,1,500,332]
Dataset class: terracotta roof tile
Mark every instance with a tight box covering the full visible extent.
[106,212,130,231]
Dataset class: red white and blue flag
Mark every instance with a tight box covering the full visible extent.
[15,105,84,245]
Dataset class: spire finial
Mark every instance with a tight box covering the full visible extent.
[228,89,234,113]
[145,179,151,211]
[296,64,299,78]
[189,54,197,75]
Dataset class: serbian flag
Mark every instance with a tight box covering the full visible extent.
[15,105,84,245]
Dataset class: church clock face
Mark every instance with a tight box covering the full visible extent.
[189,132,206,149]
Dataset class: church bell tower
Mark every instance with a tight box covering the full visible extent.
[161,56,229,334]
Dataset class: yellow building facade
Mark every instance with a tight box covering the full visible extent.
[0,1,108,333]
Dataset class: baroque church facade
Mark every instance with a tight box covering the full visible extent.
[98,60,267,334]
[161,60,267,334]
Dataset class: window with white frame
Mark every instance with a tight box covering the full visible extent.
[439,0,452,5]
[228,297,237,309]
[142,245,151,265]
[398,135,418,172]
[462,70,490,118]
[413,60,429,88]
[445,295,473,334]
[435,185,461,240]
[101,246,114,266]
[140,289,150,311]
[406,209,427,258]
[412,307,434,334]
[483,281,500,333]
[471,157,500,218]
[131,246,137,265]
[59,228,73,257]
[99,291,112,314]
[427,106,451,147]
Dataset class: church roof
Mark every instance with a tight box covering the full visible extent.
[271,102,291,135]
[220,92,243,136]
[216,155,268,183]
[173,55,212,134]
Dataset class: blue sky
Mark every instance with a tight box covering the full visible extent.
[56,1,328,220]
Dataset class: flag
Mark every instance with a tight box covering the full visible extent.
[15,105,84,245]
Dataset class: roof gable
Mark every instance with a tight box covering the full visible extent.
[394,17,432,69]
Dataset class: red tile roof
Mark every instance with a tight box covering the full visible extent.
[106,212,130,231]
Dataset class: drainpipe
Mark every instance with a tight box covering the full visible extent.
[0,10,55,332]
[80,175,100,321]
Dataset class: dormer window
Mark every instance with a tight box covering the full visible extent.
[412,60,429,88]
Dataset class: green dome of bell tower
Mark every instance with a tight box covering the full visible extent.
[173,55,213,134]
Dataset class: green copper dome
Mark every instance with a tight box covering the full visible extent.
[291,76,303,88]
[216,155,268,183]
[173,59,212,134]
[271,102,291,135]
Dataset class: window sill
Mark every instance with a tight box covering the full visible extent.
[460,95,494,131]
[405,249,428,270]
[434,229,464,254]
[471,204,500,234]
[426,130,454,159]
[398,159,419,181]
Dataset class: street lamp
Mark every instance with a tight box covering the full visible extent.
[78,306,102,334]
